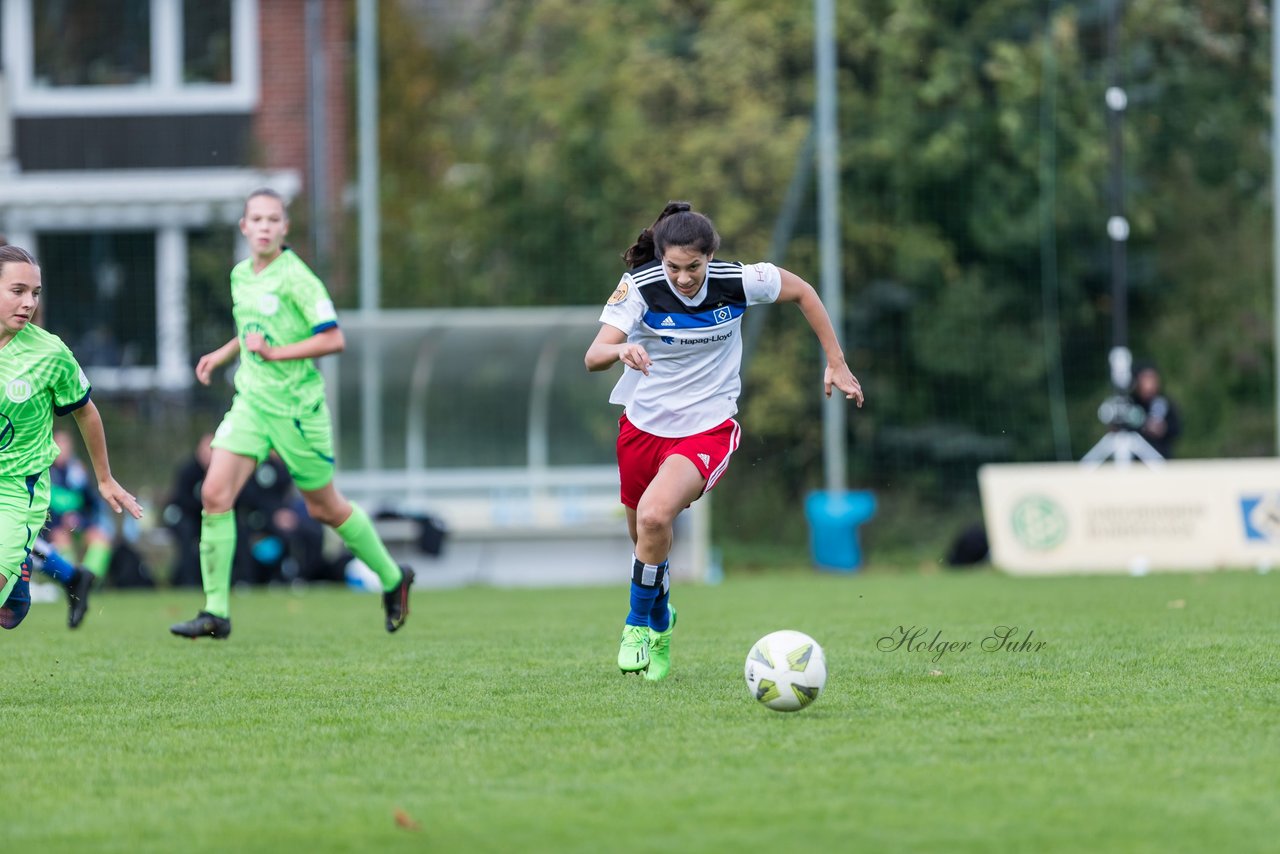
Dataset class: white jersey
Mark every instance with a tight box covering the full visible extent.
[598,258,782,437]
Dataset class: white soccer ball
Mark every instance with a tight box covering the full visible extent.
[744,630,827,712]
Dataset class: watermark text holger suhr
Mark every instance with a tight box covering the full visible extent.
[877,626,1047,663]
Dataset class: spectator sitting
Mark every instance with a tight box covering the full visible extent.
[163,439,336,586]
[45,429,115,591]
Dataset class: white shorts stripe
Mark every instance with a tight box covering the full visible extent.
[703,419,741,493]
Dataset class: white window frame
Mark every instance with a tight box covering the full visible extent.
[2,0,259,116]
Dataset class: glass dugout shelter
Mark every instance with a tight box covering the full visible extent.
[325,309,711,587]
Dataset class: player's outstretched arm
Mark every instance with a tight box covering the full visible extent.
[776,268,864,406]
[245,327,344,363]
[195,337,241,386]
[71,400,143,519]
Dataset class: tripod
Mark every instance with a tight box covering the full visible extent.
[1081,427,1164,469]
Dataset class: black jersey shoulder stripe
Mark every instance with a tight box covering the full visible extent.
[629,264,667,286]
[638,280,747,315]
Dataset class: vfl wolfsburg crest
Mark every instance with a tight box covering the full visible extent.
[6,378,32,403]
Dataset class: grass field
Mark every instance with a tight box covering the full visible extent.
[7,568,1278,853]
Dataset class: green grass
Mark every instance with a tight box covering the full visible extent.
[7,569,1278,853]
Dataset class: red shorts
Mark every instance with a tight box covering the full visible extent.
[617,414,742,509]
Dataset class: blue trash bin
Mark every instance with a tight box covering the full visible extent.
[805,490,877,572]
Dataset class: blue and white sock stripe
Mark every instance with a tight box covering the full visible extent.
[631,555,670,589]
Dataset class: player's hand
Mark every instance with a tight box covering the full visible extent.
[618,343,652,376]
[195,352,219,385]
[99,478,143,519]
[244,333,272,360]
[824,363,864,407]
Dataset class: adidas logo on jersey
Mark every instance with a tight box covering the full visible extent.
[697,453,711,469]
[660,316,676,327]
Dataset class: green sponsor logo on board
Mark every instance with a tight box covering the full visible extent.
[1011,496,1067,550]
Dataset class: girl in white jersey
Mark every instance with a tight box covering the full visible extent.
[585,201,863,680]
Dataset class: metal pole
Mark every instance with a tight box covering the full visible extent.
[357,0,381,470]
[815,0,846,493]
[306,0,330,273]
[1105,0,1130,394]
[1273,0,1280,453]
[358,0,379,313]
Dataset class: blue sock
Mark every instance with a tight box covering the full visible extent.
[36,545,77,585]
[626,555,669,627]
[1,562,32,630]
[626,582,659,627]
[649,588,671,632]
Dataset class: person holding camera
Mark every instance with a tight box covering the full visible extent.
[1132,363,1181,458]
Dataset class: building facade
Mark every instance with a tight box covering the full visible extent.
[0,0,350,391]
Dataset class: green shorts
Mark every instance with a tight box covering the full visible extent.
[1,471,50,585]
[211,395,337,492]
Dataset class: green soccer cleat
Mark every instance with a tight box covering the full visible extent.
[617,624,650,673]
[644,604,677,682]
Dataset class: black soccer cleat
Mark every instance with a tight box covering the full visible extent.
[66,567,94,629]
[383,566,415,633]
[170,611,232,640]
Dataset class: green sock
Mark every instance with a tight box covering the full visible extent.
[83,541,112,578]
[199,510,237,618]
[334,503,403,592]
[0,571,17,606]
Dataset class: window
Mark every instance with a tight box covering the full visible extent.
[3,0,258,115]
[186,226,237,358]
[183,0,232,84]
[37,232,158,368]
[34,0,152,87]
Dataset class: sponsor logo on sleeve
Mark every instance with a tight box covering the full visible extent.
[314,298,337,322]
[607,280,630,305]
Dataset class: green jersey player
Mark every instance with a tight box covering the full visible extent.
[0,244,142,631]
[169,189,413,640]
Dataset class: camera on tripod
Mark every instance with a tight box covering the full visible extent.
[1097,394,1146,431]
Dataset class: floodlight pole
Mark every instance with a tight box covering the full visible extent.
[1105,0,1130,396]
[815,0,846,493]
[357,0,381,470]
[1082,0,1164,470]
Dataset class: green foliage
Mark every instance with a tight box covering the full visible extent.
[373,1,1277,551]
